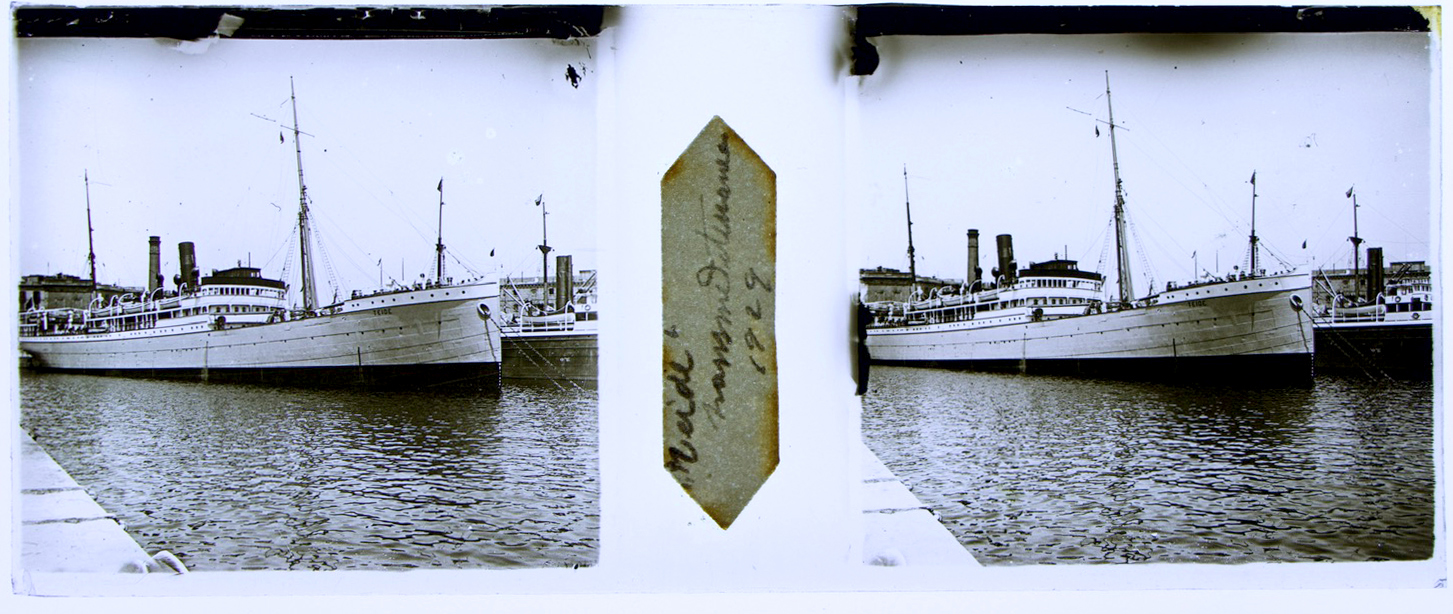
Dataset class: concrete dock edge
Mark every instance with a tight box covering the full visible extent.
[860,441,980,566]
[19,429,167,575]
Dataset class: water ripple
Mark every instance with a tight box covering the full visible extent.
[863,367,1434,565]
[20,373,598,571]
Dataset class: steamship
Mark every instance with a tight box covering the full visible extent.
[498,199,598,384]
[1311,243,1434,378]
[18,82,502,390]
[865,74,1315,383]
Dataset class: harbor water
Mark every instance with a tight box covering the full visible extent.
[19,372,598,571]
[862,366,1435,565]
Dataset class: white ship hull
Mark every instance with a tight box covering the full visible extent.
[20,283,501,390]
[868,272,1314,382]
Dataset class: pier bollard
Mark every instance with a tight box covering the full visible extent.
[149,550,190,574]
[119,559,152,574]
[118,550,189,574]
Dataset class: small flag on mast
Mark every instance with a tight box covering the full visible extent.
[437,178,443,193]
[1250,171,1256,185]
[1346,186,1355,198]
[535,194,543,206]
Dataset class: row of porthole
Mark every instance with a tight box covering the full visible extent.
[945,317,1017,329]
[923,314,1024,328]
[94,325,207,348]
[940,314,1234,340]
[194,326,412,348]
[359,290,461,308]
[902,308,1224,335]
[148,328,404,352]
[94,323,206,339]
[1177,280,1278,300]
[136,321,413,349]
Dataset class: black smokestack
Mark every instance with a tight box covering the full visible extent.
[967,229,980,289]
[177,242,199,291]
[1366,247,1384,303]
[996,234,1016,285]
[148,236,162,292]
[555,255,573,311]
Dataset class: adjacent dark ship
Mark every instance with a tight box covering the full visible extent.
[498,197,598,384]
[1310,205,1434,379]
[18,81,502,390]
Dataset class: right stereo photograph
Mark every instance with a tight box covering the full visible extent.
[852,9,1437,574]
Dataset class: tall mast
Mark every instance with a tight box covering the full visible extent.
[1249,171,1259,275]
[84,170,97,301]
[903,165,918,298]
[1347,185,1363,299]
[1105,71,1135,305]
[536,194,552,303]
[290,77,318,311]
[436,178,446,284]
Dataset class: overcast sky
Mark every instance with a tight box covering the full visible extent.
[855,33,1434,296]
[17,36,596,305]
[14,31,1435,306]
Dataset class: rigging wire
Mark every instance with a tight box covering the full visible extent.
[1129,122,1245,232]
[1114,114,1294,271]
[1105,118,1312,281]
[315,147,435,247]
[1133,201,1191,266]
[1129,207,1194,281]
[310,206,389,290]
[1126,218,1158,295]
[309,217,344,304]
[449,240,485,278]
[302,109,436,246]
[1304,208,1346,265]
[278,222,297,306]
[254,93,509,307]
[1261,241,1295,270]
[1095,217,1114,299]
[448,250,483,278]
[258,140,303,274]
[279,107,477,294]
[1367,200,1431,255]
[256,94,585,296]
[1076,217,1110,266]
[259,219,295,273]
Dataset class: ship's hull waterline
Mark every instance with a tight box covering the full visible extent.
[501,331,598,384]
[20,289,502,391]
[1313,321,1433,379]
[868,274,1315,384]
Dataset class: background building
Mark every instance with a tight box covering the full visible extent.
[500,267,597,315]
[1313,260,1430,305]
[18,273,140,311]
[859,267,960,303]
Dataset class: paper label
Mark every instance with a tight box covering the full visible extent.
[661,116,779,529]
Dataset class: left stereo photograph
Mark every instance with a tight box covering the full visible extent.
[14,7,603,577]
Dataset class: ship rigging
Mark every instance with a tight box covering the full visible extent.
[18,80,504,389]
[864,72,1314,383]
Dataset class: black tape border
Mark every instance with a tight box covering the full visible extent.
[13,6,605,40]
[850,5,1430,75]
[855,5,1430,37]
